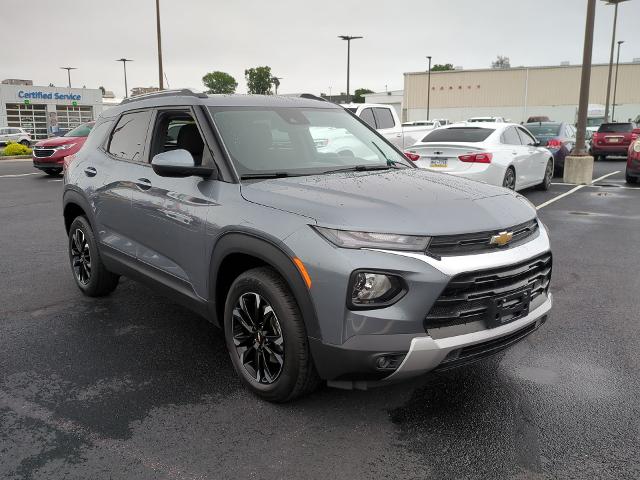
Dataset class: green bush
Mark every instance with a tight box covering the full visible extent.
[2,141,32,156]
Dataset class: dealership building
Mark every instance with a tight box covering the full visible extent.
[0,82,104,140]
[401,62,640,124]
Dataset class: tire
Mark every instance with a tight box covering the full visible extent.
[597,155,606,162]
[502,167,516,190]
[45,169,62,176]
[224,267,320,402]
[626,171,638,184]
[537,159,553,191]
[68,216,119,297]
[20,139,30,146]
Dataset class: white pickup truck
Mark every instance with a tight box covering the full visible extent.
[342,103,435,150]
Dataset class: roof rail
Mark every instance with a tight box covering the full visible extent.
[282,93,328,102]
[120,88,208,105]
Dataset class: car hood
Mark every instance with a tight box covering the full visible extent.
[240,169,537,235]
[35,136,86,147]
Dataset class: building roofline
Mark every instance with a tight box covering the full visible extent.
[404,62,640,76]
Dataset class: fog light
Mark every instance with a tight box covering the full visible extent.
[374,354,406,371]
[349,271,405,308]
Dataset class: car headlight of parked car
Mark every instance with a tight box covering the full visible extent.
[313,226,431,251]
[55,143,77,151]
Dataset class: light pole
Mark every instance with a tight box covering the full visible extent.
[426,56,432,120]
[612,40,624,121]
[328,86,332,101]
[572,0,597,157]
[60,67,77,88]
[156,0,164,90]
[602,0,629,123]
[116,58,133,98]
[338,35,363,103]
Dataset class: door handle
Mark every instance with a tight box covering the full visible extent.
[136,178,152,190]
[84,166,97,177]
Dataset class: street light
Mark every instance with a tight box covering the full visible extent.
[156,0,164,90]
[338,35,363,103]
[426,56,432,120]
[60,67,77,88]
[602,0,629,123]
[116,58,133,98]
[612,40,624,121]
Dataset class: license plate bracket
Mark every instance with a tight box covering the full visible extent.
[486,289,532,328]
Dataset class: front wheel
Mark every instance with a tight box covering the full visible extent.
[224,267,319,402]
[626,171,638,184]
[68,216,119,297]
[502,167,516,190]
[537,159,553,191]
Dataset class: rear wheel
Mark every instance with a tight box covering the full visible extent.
[68,216,119,297]
[597,154,606,162]
[502,167,516,190]
[20,139,30,146]
[224,267,320,402]
[537,159,553,191]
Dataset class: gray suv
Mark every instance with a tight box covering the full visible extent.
[63,90,552,402]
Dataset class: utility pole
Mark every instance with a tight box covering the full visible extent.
[602,0,629,122]
[426,56,432,120]
[338,35,363,103]
[156,0,164,90]
[60,67,77,88]
[612,40,624,122]
[116,58,133,98]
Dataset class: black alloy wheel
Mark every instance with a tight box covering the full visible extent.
[503,167,516,190]
[70,228,91,285]
[231,292,285,384]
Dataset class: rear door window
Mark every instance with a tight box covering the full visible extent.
[108,110,153,161]
[501,127,522,145]
[373,108,395,129]
[359,108,376,128]
[516,127,537,146]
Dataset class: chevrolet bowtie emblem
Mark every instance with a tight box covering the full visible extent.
[490,231,514,246]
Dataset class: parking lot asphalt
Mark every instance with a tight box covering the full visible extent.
[1,158,639,480]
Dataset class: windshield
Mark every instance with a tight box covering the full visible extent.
[209,106,411,177]
[525,124,562,136]
[64,123,94,137]
[597,123,633,133]
[421,127,494,143]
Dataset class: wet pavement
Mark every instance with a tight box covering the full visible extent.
[1,158,639,479]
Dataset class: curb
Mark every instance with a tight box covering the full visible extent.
[0,155,32,161]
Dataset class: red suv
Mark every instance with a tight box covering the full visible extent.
[591,122,639,161]
[32,122,94,176]
[627,137,640,184]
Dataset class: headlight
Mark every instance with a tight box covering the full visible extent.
[56,143,77,151]
[634,142,640,153]
[349,271,405,308]
[314,226,430,251]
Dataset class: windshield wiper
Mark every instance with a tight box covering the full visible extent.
[370,141,411,168]
[322,164,392,175]
[240,172,291,180]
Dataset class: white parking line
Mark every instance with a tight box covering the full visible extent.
[536,171,620,210]
[0,172,40,178]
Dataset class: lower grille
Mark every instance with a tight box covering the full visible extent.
[425,252,552,330]
[34,148,55,158]
[435,319,544,371]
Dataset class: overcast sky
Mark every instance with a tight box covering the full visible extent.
[5,0,640,98]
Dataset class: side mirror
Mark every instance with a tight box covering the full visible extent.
[151,149,214,178]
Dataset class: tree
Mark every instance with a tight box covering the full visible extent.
[491,55,511,69]
[245,66,273,95]
[431,63,454,71]
[202,71,238,94]
[352,88,374,103]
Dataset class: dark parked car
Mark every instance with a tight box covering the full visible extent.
[590,122,639,161]
[626,137,640,184]
[62,90,552,402]
[524,122,576,175]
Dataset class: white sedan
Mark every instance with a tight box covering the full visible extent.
[404,123,554,191]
